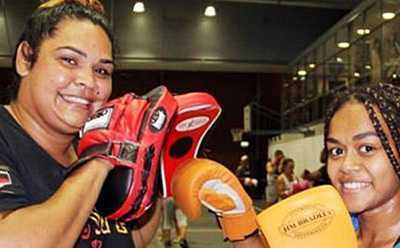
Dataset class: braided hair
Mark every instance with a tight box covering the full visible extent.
[324,83,400,178]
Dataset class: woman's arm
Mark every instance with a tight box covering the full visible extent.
[0,159,112,248]
[276,176,288,199]
[131,198,162,248]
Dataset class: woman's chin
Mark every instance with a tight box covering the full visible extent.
[60,113,89,131]
[344,199,367,214]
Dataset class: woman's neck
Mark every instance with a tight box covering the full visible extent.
[5,103,77,167]
[358,190,400,247]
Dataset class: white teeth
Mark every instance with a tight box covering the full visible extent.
[343,182,370,189]
[62,95,90,105]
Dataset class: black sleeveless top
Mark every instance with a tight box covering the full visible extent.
[0,106,135,247]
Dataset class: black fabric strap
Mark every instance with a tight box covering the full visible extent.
[70,142,139,171]
[394,235,400,247]
[120,144,155,221]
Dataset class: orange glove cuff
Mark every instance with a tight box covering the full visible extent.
[219,207,258,241]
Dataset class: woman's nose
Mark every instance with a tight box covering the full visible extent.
[340,150,362,173]
[75,67,96,90]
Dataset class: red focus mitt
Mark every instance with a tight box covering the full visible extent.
[75,86,177,221]
[160,92,221,197]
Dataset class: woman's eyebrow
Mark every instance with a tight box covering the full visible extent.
[326,137,340,144]
[353,131,379,141]
[327,132,378,144]
[56,46,114,65]
[56,46,87,57]
[99,58,114,66]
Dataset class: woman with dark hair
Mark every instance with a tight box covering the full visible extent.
[275,158,299,201]
[0,1,160,247]
[325,83,400,247]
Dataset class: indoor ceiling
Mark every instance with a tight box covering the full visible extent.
[0,0,363,72]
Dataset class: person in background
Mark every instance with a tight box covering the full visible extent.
[302,169,312,184]
[306,150,332,186]
[235,155,258,194]
[174,207,189,248]
[276,158,299,201]
[265,150,284,205]
[161,197,175,247]
[290,169,313,194]
[161,197,189,248]
[235,154,251,178]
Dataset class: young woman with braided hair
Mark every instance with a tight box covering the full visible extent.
[0,0,162,247]
[325,83,400,248]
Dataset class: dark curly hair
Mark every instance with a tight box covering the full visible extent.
[324,83,400,178]
[281,158,294,172]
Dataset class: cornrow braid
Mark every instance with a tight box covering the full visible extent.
[324,83,400,178]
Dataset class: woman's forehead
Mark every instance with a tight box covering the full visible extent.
[329,102,374,134]
[41,18,112,56]
[328,101,393,143]
[333,102,368,121]
[52,17,109,39]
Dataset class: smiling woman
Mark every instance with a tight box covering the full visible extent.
[0,1,154,247]
[14,18,113,133]
[324,83,400,248]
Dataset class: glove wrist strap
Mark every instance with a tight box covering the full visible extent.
[71,142,139,170]
[219,208,258,241]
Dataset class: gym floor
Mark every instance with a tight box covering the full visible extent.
[150,201,267,248]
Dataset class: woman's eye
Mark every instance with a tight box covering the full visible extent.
[328,147,343,157]
[61,57,77,65]
[360,145,374,153]
[95,68,112,77]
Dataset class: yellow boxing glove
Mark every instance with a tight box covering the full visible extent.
[171,158,258,241]
[256,185,358,248]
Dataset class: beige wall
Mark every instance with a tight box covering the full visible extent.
[268,123,324,177]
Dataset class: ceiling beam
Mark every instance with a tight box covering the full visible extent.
[116,58,288,73]
[214,0,360,10]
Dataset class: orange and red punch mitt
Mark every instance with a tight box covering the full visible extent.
[74,85,221,222]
